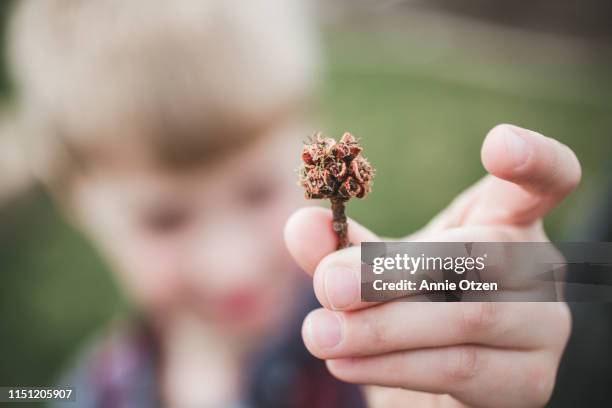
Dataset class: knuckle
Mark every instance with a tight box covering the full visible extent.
[444,346,483,385]
[355,303,408,353]
[458,302,499,337]
[362,312,392,348]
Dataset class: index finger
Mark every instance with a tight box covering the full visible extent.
[284,206,379,276]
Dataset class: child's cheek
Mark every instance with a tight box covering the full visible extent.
[114,238,186,311]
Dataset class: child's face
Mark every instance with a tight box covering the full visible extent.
[70,125,305,337]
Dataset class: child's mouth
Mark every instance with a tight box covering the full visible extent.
[212,288,267,322]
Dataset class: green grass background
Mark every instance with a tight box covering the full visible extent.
[1,16,611,387]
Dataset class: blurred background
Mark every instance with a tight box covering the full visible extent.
[1,0,611,388]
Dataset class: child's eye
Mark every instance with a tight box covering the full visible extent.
[240,182,277,207]
[142,208,191,235]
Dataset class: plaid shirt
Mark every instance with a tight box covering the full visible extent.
[51,293,365,408]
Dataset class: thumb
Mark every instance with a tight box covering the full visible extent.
[284,206,379,276]
[468,124,581,225]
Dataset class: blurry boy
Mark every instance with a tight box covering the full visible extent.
[10,1,342,406]
[9,0,578,407]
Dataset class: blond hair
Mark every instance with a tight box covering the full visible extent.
[9,0,318,188]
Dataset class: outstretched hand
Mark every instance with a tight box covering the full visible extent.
[284,124,580,407]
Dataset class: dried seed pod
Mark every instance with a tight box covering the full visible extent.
[297,131,375,249]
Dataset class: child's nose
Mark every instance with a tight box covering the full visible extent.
[183,220,264,292]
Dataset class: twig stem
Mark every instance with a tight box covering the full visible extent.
[331,197,349,249]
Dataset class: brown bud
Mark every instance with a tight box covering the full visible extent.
[298,131,374,202]
[301,149,314,165]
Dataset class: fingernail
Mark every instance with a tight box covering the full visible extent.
[325,267,360,310]
[503,126,529,168]
[307,310,343,349]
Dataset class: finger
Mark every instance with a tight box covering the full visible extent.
[302,302,570,359]
[475,124,581,225]
[313,224,531,313]
[326,346,558,408]
[284,206,379,276]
